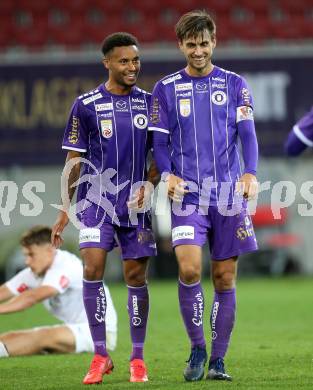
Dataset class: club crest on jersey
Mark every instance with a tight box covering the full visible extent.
[211,90,227,105]
[179,99,191,117]
[100,119,113,138]
[133,114,148,129]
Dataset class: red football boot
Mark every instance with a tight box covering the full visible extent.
[130,359,148,382]
[83,354,114,385]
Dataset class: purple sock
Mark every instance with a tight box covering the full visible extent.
[83,279,108,357]
[178,279,206,349]
[127,284,149,361]
[210,288,236,362]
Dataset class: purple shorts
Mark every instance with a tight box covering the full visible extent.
[171,203,258,260]
[78,207,157,260]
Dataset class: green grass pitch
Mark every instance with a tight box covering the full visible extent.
[1,278,313,389]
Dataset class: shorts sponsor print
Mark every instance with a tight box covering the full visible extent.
[79,222,157,260]
[171,203,258,260]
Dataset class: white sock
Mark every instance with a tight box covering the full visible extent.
[0,342,9,357]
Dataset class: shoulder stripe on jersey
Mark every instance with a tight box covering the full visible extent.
[148,126,169,134]
[62,146,87,152]
[293,124,313,147]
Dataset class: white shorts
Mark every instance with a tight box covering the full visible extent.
[33,323,117,354]
[66,323,117,353]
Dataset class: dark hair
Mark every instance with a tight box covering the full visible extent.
[20,225,52,247]
[175,10,216,42]
[101,32,139,56]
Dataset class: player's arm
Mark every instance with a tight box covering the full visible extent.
[149,83,187,201]
[51,150,81,247]
[51,98,89,247]
[236,113,258,200]
[0,284,14,303]
[284,108,313,156]
[0,285,58,314]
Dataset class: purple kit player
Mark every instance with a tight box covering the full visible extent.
[51,33,157,385]
[149,10,258,382]
[285,106,313,156]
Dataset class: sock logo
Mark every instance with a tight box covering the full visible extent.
[211,301,219,339]
[95,286,106,323]
[132,295,141,326]
[192,291,204,327]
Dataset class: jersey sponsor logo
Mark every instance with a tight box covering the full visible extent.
[98,112,113,118]
[195,82,208,91]
[212,83,226,89]
[177,91,192,97]
[82,93,102,105]
[162,73,182,85]
[241,87,251,105]
[211,90,227,105]
[131,104,146,111]
[179,99,191,117]
[172,225,194,241]
[115,100,128,111]
[131,97,145,104]
[68,115,79,144]
[149,97,160,125]
[133,113,148,129]
[59,275,69,289]
[100,119,113,138]
[236,106,254,122]
[175,82,192,91]
[17,283,29,293]
[79,228,101,243]
[95,103,113,111]
[212,77,225,82]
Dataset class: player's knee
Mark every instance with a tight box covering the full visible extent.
[83,263,103,281]
[213,271,235,290]
[124,267,146,286]
[180,265,201,284]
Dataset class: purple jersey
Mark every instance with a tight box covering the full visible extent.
[62,84,151,227]
[292,107,313,147]
[149,66,255,206]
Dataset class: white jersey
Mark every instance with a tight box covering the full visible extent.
[5,249,116,330]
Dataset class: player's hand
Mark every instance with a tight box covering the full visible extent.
[127,182,154,211]
[51,211,69,248]
[166,174,189,202]
[236,173,258,200]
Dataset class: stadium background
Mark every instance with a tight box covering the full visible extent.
[1,1,313,389]
[1,0,313,281]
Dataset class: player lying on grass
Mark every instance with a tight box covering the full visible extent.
[0,225,117,358]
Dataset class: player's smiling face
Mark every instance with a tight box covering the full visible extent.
[104,45,140,89]
[179,29,216,76]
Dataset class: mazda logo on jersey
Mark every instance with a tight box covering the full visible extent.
[133,114,148,129]
[116,100,127,109]
[196,82,207,90]
[211,90,227,105]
